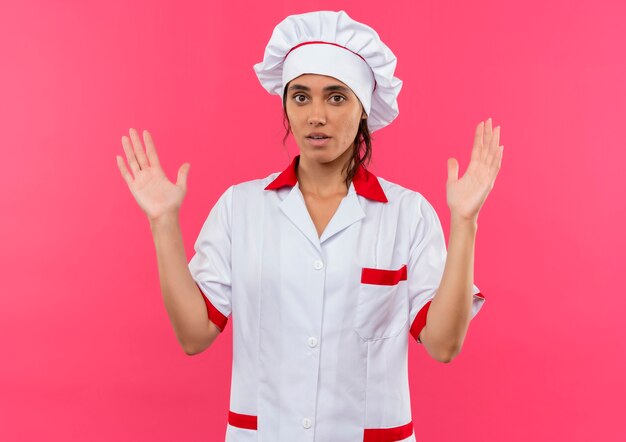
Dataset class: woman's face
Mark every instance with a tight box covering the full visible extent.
[284,73,367,164]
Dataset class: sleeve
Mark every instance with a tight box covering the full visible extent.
[187,185,235,332]
[407,194,486,344]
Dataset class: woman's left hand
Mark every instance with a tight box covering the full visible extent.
[446,118,503,222]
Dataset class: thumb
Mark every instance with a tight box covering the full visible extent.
[176,162,190,191]
[447,158,458,182]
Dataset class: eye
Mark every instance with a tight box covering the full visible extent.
[330,95,346,103]
[293,94,307,104]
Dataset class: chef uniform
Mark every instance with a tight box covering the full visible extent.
[188,10,486,442]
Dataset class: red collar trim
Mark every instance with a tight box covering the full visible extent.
[264,155,388,203]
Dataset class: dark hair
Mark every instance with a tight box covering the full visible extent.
[281,83,373,191]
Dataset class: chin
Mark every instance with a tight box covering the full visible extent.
[310,149,349,164]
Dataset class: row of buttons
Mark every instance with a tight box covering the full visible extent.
[304,259,322,429]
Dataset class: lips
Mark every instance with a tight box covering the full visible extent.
[307,132,331,139]
[306,135,332,147]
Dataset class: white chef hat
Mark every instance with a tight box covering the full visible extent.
[253,10,403,133]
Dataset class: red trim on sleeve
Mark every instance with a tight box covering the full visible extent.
[361,265,407,285]
[195,282,228,331]
[410,300,431,343]
[363,420,414,442]
[410,292,485,343]
[228,411,257,430]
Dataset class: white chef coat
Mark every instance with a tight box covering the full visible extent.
[188,154,486,442]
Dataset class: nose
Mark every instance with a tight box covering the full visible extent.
[307,101,326,125]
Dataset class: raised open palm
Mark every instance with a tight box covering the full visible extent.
[446,118,503,221]
[116,128,190,221]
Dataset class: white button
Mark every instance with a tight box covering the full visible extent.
[313,260,324,270]
[302,417,312,429]
[307,337,318,348]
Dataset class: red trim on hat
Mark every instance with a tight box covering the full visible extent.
[195,282,228,332]
[228,411,257,430]
[361,265,407,285]
[264,155,388,203]
[284,41,378,92]
[363,420,414,442]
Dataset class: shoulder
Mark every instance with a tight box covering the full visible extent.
[375,177,445,250]
[229,171,282,197]
[375,175,437,219]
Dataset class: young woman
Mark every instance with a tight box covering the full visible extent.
[116,10,502,442]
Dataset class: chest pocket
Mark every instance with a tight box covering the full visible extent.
[353,264,409,340]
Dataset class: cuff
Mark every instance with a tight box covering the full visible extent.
[410,292,486,344]
[195,282,229,331]
[410,300,432,344]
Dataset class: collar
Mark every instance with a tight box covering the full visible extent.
[264,155,388,203]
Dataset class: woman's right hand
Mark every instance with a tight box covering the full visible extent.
[116,128,190,222]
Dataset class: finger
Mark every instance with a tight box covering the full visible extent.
[481,118,492,162]
[447,158,458,182]
[121,135,140,177]
[116,155,134,185]
[177,162,190,192]
[470,121,484,164]
[495,145,503,171]
[143,129,161,169]
[492,125,500,152]
[129,128,150,170]
[486,126,500,168]
[488,145,503,179]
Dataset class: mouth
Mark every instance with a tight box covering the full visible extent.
[305,135,332,146]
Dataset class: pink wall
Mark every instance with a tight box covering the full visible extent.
[1,0,624,440]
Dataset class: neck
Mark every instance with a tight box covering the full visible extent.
[296,149,353,198]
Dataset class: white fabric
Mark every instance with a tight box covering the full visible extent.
[253,10,403,133]
[188,160,486,441]
[282,42,376,118]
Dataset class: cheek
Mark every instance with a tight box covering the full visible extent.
[285,107,302,128]
[284,111,296,131]
[341,115,360,140]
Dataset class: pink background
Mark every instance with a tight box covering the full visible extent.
[1,0,624,440]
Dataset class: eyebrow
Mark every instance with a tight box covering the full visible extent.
[287,84,351,94]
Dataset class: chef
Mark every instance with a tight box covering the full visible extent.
[188,9,501,442]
